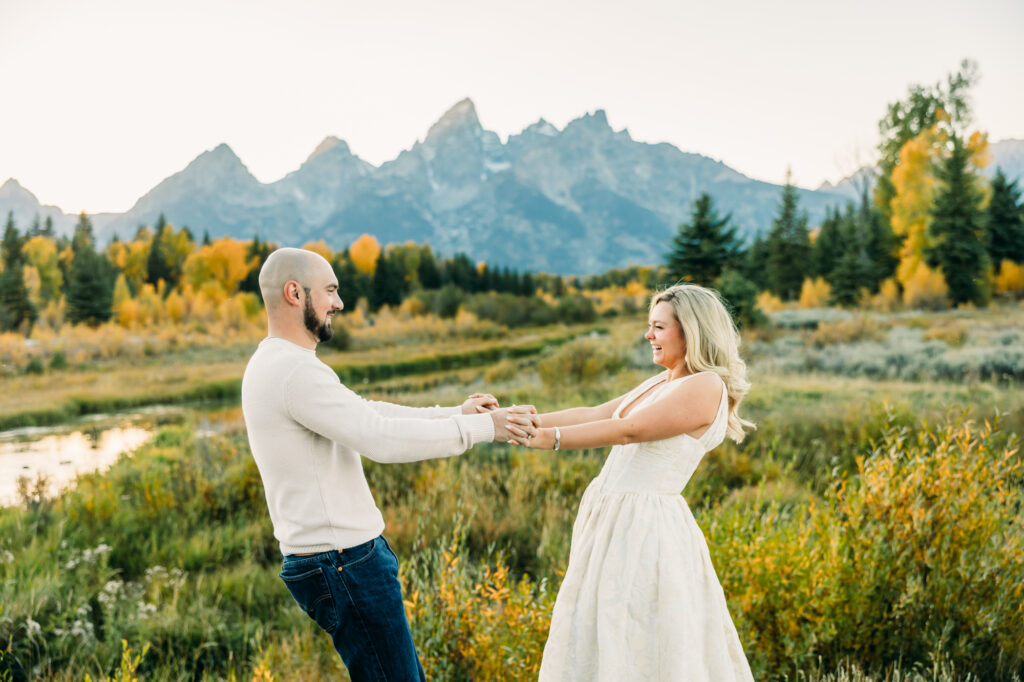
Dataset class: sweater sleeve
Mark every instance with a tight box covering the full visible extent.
[284,361,494,463]
[366,400,461,419]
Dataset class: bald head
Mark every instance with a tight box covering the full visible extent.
[259,248,334,310]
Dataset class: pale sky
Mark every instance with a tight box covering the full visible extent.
[1,0,1021,214]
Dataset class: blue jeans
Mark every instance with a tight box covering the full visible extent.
[280,536,425,682]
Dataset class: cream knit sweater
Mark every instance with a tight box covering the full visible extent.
[241,337,495,554]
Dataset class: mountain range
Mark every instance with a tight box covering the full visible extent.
[2,100,1022,274]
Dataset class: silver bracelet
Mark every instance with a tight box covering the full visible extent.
[553,426,561,451]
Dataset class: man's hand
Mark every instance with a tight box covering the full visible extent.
[491,405,539,443]
[462,393,499,414]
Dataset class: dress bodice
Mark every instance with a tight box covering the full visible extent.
[597,371,728,495]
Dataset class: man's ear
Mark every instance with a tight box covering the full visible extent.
[283,280,303,307]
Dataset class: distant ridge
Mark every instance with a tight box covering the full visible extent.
[3,110,1022,274]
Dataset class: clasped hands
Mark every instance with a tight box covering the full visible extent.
[460,393,545,448]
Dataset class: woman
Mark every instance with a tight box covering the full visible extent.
[509,284,755,681]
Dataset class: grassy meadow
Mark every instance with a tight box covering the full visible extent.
[1,302,1023,681]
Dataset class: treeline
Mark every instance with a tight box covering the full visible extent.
[0,212,602,338]
[663,60,1024,315]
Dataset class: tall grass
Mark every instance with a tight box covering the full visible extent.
[2,317,1023,680]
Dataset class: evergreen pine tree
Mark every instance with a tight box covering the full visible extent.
[42,216,55,238]
[66,213,115,326]
[665,193,739,285]
[0,213,36,333]
[715,269,764,328]
[444,254,476,291]
[926,134,990,305]
[984,168,1024,265]
[811,206,843,280]
[766,177,812,300]
[742,235,770,290]
[521,272,535,297]
[146,222,173,289]
[416,247,442,289]
[240,235,275,299]
[829,206,871,306]
[370,252,403,309]
[860,191,900,291]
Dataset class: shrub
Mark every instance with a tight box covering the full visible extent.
[24,356,44,375]
[716,269,765,328]
[865,277,901,312]
[902,264,949,309]
[537,335,625,391]
[808,316,888,348]
[714,414,1024,679]
[799,277,832,308]
[996,260,1024,298]
[921,320,968,347]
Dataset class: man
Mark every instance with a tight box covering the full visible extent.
[241,247,521,680]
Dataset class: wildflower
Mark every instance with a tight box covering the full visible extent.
[25,618,41,637]
[0,550,13,563]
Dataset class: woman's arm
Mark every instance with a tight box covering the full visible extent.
[513,373,722,450]
[533,394,628,428]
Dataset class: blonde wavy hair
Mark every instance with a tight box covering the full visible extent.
[650,284,754,443]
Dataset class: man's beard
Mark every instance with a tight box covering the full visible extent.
[303,296,334,342]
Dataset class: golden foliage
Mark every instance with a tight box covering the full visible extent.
[164,290,187,325]
[301,240,333,262]
[349,234,381,275]
[808,316,888,348]
[890,127,940,288]
[107,239,150,294]
[22,265,42,307]
[995,260,1024,297]
[798,277,832,309]
[714,415,1024,677]
[22,236,62,301]
[865,278,901,312]
[405,538,555,679]
[182,239,258,295]
[922,320,968,347]
[756,290,786,314]
[901,263,949,309]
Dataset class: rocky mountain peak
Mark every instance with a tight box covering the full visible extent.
[425,98,482,141]
[0,178,37,202]
[306,136,351,163]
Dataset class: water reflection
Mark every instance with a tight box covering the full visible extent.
[0,425,151,507]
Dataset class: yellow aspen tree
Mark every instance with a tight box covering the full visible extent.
[302,240,333,262]
[23,265,42,308]
[995,260,1024,297]
[107,239,150,294]
[137,283,163,326]
[798,277,832,308]
[349,234,381,275]
[889,126,941,289]
[112,273,131,309]
[182,238,258,295]
[165,289,187,324]
[22,236,62,302]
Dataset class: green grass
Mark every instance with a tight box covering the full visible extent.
[2,309,1023,680]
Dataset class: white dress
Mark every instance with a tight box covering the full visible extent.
[538,371,754,682]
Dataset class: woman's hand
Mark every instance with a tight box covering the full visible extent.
[462,393,499,414]
[505,405,548,447]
